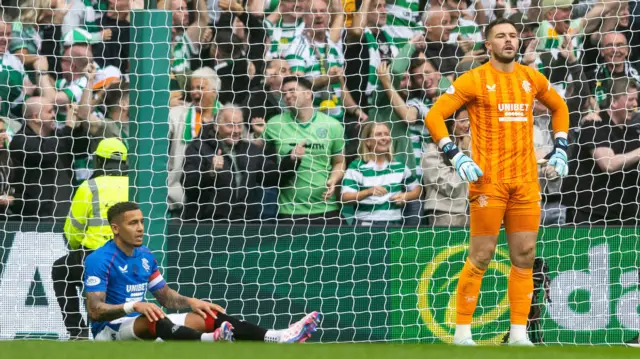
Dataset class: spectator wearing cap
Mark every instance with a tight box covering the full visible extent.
[63,0,113,45]
[264,76,346,225]
[167,67,221,215]
[35,29,121,123]
[9,96,89,221]
[53,137,128,340]
[565,78,640,225]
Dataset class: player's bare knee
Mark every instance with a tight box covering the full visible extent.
[469,248,494,269]
[510,244,535,268]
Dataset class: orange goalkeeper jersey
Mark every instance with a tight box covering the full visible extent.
[426,62,569,184]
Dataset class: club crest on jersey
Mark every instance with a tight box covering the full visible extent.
[486,84,496,92]
[142,258,151,273]
[477,195,489,208]
[522,80,532,93]
[316,127,328,138]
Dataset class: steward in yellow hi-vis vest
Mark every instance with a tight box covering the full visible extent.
[52,138,129,339]
[64,138,129,249]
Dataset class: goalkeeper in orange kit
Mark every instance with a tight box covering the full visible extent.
[425,18,569,346]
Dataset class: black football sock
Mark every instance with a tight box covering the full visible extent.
[214,312,267,341]
[154,318,203,341]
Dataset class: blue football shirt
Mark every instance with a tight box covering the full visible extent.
[84,240,167,336]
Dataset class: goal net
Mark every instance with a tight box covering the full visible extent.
[0,0,638,345]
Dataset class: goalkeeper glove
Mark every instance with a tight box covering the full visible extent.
[443,142,484,182]
[547,137,569,178]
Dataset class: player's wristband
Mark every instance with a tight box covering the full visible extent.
[123,302,136,315]
[441,141,460,160]
[554,137,568,152]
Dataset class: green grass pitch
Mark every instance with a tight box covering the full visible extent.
[0,342,637,359]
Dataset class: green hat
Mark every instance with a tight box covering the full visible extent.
[95,138,128,161]
[63,28,96,47]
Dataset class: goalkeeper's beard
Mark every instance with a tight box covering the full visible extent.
[493,51,517,64]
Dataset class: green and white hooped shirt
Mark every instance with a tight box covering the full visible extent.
[343,159,419,222]
[284,32,345,120]
[265,18,306,59]
[385,0,424,44]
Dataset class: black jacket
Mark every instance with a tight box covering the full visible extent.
[425,42,464,78]
[181,129,297,221]
[9,124,89,221]
[239,83,283,124]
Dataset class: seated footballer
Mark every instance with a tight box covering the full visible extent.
[84,201,321,342]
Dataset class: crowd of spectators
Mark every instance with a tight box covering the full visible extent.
[0,0,639,227]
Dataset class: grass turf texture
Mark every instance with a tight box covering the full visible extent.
[0,342,637,359]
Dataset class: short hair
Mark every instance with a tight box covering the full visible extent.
[107,201,141,224]
[282,76,313,91]
[600,31,628,49]
[105,82,130,108]
[484,17,517,39]
[610,77,638,101]
[23,96,50,119]
[192,67,221,92]
[215,103,244,124]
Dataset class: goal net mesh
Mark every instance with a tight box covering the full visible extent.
[0,0,638,345]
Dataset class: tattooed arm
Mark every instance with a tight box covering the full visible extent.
[152,285,193,310]
[86,292,127,322]
[153,285,226,319]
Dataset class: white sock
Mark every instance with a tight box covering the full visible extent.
[201,333,215,342]
[264,329,283,343]
[453,324,472,341]
[510,325,528,342]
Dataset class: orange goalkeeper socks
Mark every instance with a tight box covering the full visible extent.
[456,258,486,325]
[508,265,534,326]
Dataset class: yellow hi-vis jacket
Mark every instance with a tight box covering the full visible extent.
[64,175,129,250]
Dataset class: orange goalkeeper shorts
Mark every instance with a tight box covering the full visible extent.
[469,182,541,236]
